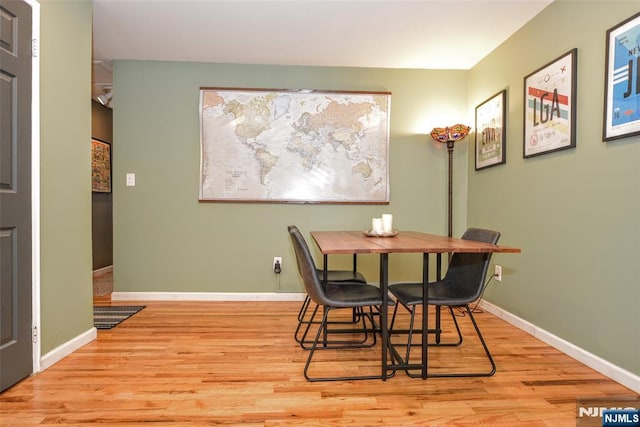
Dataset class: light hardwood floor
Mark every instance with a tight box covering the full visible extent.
[0,294,636,426]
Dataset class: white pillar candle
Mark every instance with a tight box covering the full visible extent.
[372,218,384,235]
[382,214,393,233]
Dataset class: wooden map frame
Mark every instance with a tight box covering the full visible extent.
[198,87,391,204]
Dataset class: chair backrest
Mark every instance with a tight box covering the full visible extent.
[288,226,328,306]
[288,225,304,276]
[287,225,299,233]
[444,228,501,302]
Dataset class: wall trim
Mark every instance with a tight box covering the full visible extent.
[479,300,639,394]
[92,265,113,278]
[111,291,307,302]
[39,327,96,372]
[29,0,42,376]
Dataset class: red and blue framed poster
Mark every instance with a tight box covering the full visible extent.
[523,49,577,158]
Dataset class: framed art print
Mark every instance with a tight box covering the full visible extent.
[603,11,640,142]
[91,139,111,193]
[475,90,506,170]
[523,48,577,158]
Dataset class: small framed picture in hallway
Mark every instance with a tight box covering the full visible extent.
[91,139,111,193]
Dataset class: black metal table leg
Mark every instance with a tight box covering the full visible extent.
[422,252,429,380]
[380,253,389,380]
[435,253,442,344]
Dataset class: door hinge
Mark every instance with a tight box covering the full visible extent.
[31,38,38,58]
[32,326,38,343]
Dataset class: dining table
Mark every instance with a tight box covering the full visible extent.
[310,230,521,380]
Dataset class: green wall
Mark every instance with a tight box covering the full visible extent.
[468,0,639,375]
[112,63,469,292]
[39,0,93,354]
[107,1,639,379]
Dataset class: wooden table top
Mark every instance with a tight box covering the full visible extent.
[310,230,521,255]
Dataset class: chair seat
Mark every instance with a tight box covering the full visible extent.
[389,281,479,307]
[324,283,384,308]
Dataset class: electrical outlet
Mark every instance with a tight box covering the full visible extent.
[495,265,502,282]
[273,257,282,273]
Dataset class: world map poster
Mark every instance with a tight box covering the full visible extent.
[199,88,390,203]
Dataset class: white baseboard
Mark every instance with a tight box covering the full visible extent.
[92,265,113,278]
[39,327,97,372]
[479,300,640,394]
[111,291,307,302]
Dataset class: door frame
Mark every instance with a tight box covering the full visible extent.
[26,0,41,373]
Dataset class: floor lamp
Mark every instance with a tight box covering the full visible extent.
[430,124,471,238]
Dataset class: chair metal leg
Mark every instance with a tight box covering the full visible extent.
[297,295,311,322]
[295,298,365,345]
[435,305,442,344]
[304,305,385,382]
[298,303,321,348]
[388,300,418,366]
[298,304,378,350]
[389,301,457,355]
[390,302,494,378]
[426,306,463,347]
[416,304,496,378]
[294,296,313,343]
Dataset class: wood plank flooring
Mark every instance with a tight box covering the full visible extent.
[0,296,636,426]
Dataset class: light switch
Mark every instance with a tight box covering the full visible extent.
[126,173,136,187]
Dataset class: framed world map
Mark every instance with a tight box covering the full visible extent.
[198,87,391,204]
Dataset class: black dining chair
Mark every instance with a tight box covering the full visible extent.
[289,226,386,381]
[388,228,501,378]
[288,225,368,344]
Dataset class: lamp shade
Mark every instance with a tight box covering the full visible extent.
[430,124,471,144]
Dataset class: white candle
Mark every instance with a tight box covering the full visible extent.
[372,218,384,235]
[382,214,393,233]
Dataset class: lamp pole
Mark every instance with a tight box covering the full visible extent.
[430,124,470,239]
[446,139,455,238]
[429,125,469,333]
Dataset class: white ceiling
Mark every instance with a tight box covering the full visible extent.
[91,0,553,102]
